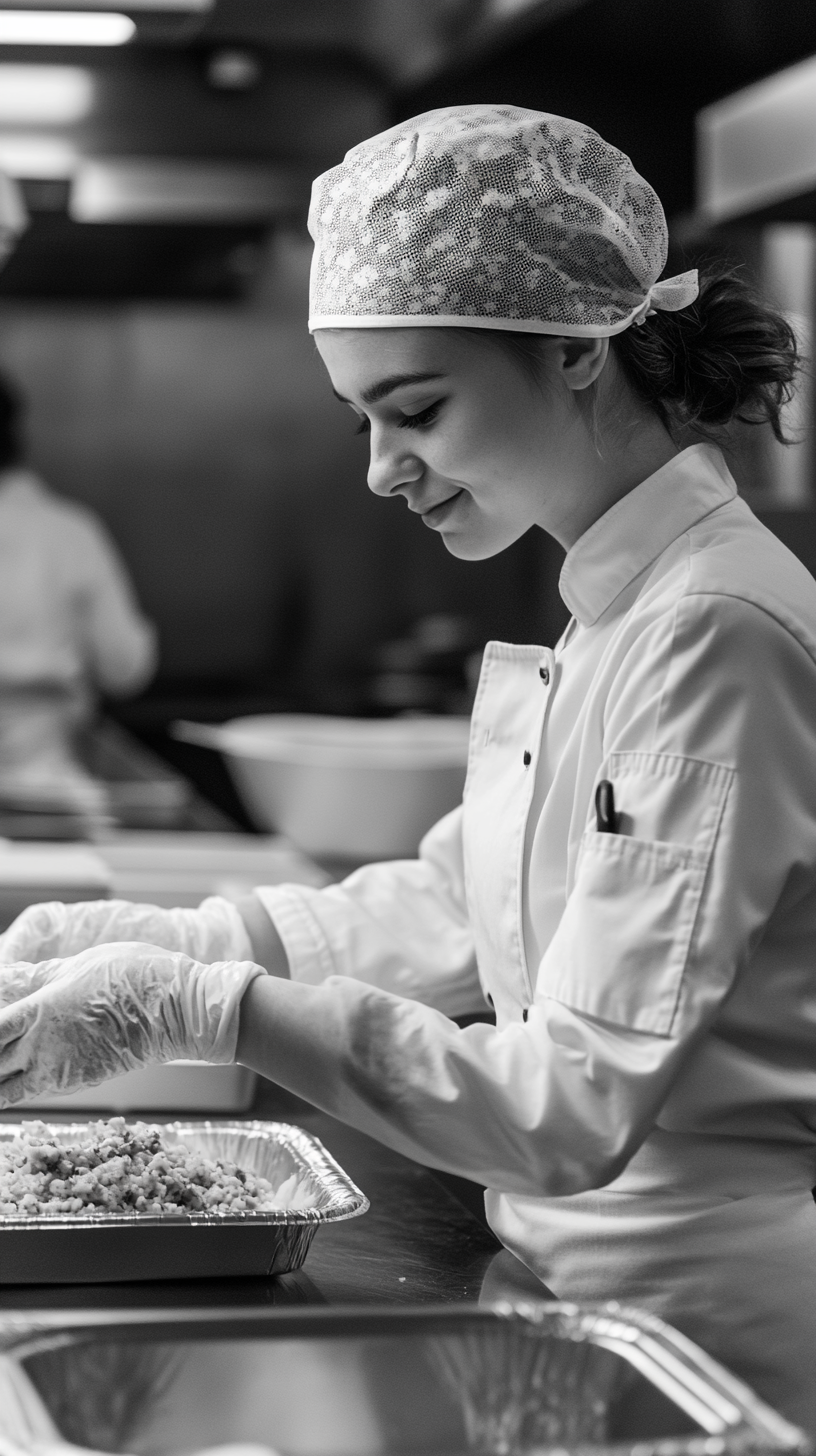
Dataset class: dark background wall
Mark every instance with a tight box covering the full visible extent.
[397,0,816,221]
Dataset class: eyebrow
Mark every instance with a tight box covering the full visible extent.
[332,371,445,407]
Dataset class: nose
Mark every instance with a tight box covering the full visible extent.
[367,425,423,499]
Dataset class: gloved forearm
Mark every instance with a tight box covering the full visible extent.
[0,944,265,1105]
[0,896,253,966]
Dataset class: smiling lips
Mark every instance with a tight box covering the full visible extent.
[414,488,465,527]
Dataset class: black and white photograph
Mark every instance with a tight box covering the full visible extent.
[0,3,814,1452]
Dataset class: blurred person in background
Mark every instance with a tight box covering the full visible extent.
[0,370,156,815]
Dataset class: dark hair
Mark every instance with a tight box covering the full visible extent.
[469,267,801,444]
[613,268,800,442]
[0,370,24,470]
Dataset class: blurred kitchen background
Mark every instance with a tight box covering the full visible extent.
[0,0,814,830]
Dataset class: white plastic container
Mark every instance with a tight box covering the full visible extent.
[20,1062,258,1114]
[175,715,472,860]
[0,844,112,932]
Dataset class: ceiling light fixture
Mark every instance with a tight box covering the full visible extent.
[0,64,92,120]
[5,0,212,8]
[0,10,135,44]
[206,48,263,92]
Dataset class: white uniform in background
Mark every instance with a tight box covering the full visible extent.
[0,468,156,798]
[254,443,816,1430]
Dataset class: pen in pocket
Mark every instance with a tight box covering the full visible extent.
[595,779,620,834]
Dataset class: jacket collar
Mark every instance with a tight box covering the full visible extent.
[559,444,738,628]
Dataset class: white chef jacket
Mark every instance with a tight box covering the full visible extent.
[0,469,156,699]
[256,443,816,1427]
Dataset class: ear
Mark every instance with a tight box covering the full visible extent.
[558,336,609,391]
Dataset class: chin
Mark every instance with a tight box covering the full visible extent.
[439,525,526,561]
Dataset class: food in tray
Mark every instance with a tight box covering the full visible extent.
[0,1118,316,1217]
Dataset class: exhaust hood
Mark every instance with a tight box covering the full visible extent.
[69,157,306,222]
[0,213,270,299]
[0,154,308,298]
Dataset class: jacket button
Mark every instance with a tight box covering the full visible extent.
[539,666,550,685]
[523,750,531,767]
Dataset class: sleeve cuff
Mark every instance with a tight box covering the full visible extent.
[251,884,337,985]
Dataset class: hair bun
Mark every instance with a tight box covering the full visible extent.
[613,268,800,442]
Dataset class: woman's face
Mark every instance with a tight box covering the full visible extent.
[314,326,590,560]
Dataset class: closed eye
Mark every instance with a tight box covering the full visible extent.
[399,402,442,429]
[353,401,441,434]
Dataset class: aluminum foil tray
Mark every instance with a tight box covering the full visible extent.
[0,1120,368,1284]
[0,1302,808,1456]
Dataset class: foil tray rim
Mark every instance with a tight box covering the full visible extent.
[0,1119,369,1230]
[0,1300,809,1456]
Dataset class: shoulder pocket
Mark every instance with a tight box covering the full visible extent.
[541,754,734,1036]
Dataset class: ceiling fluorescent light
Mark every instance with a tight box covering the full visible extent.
[126,0,212,7]
[5,0,212,9]
[0,65,92,121]
[0,133,77,176]
[0,11,135,44]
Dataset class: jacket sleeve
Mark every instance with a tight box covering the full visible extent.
[248,595,816,1196]
[254,805,488,1018]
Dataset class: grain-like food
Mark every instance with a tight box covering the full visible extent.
[0,1119,313,1217]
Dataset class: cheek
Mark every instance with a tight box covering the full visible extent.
[432,407,521,481]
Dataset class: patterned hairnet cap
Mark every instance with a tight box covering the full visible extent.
[308,105,698,337]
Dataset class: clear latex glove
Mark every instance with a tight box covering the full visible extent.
[0,943,264,1106]
[0,959,60,1010]
[0,896,253,966]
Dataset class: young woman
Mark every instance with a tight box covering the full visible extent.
[0,107,814,1429]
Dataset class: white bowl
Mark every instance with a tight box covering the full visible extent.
[175,714,471,860]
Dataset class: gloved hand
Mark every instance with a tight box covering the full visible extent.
[0,896,253,966]
[0,943,265,1106]
[0,959,62,1010]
